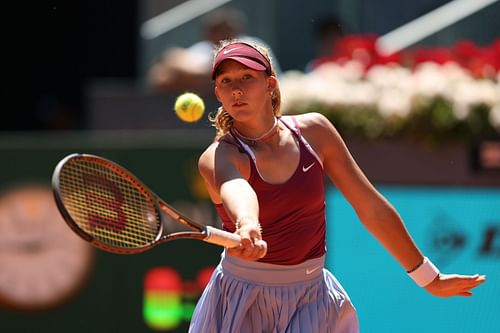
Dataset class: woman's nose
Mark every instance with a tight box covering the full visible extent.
[231,86,243,97]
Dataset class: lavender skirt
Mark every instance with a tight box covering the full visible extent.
[189,252,359,333]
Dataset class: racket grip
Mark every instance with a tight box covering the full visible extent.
[204,226,241,248]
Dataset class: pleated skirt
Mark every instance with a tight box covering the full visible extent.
[189,252,359,333]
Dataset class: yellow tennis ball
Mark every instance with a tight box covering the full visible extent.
[174,92,205,123]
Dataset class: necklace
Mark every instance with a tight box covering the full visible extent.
[233,117,278,143]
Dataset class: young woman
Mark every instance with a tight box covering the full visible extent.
[190,40,486,333]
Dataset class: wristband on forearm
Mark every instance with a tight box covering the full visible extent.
[407,257,440,287]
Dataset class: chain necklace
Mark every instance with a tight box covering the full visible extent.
[233,117,279,144]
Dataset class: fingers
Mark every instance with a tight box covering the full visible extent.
[464,274,487,290]
[226,224,267,261]
[226,238,267,260]
[425,273,487,297]
[454,274,487,291]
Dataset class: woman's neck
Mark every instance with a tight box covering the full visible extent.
[233,117,279,144]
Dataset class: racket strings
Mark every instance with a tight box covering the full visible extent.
[61,163,156,246]
[59,158,161,248]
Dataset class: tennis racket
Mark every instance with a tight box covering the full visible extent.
[52,153,241,254]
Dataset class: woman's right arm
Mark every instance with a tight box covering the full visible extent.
[198,141,267,260]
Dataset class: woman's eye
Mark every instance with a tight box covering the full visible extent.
[242,74,252,80]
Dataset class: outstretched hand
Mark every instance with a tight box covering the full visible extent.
[227,224,267,261]
[425,273,486,297]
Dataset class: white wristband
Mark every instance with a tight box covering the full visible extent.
[408,257,440,287]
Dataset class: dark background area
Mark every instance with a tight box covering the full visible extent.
[4,1,139,131]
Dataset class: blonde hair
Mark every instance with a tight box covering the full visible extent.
[210,39,282,140]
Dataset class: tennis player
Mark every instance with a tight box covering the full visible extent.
[189,40,486,333]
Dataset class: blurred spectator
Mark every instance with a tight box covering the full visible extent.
[305,15,345,72]
[148,8,280,94]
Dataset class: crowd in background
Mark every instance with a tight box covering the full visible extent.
[8,2,500,133]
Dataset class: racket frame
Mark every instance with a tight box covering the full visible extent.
[52,153,240,254]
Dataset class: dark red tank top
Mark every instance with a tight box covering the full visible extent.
[214,117,326,265]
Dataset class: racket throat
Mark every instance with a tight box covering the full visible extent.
[158,201,203,231]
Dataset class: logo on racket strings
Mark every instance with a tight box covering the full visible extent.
[83,173,128,232]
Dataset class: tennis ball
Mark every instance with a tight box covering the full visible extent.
[174,92,205,123]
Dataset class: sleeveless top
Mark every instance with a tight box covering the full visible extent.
[214,117,326,265]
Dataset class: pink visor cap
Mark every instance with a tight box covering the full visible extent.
[212,42,272,79]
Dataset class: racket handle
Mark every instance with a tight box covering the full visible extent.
[204,226,241,248]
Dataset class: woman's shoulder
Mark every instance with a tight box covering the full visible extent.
[198,133,251,183]
[281,113,341,157]
[199,134,243,165]
[281,112,332,131]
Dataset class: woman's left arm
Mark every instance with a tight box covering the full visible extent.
[301,113,486,297]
